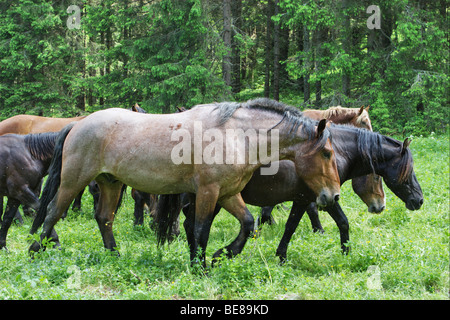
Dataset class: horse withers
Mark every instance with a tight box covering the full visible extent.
[29,98,341,268]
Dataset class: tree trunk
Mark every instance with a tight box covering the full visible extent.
[314,27,326,108]
[231,0,242,94]
[296,24,304,93]
[264,0,273,98]
[342,0,351,97]
[99,31,105,106]
[303,25,310,103]
[223,0,232,87]
[273,0,280,101]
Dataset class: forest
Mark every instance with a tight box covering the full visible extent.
[0,0,448,135]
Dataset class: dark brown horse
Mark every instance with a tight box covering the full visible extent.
[0,114,87,218]
[30,98,341,268]
[274,124,423,262]
[0,131,61,249]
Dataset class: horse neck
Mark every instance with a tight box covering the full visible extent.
[326,111,358,125]
[304,108,358,125]
[330,127,385,181]
[234,111,303,164]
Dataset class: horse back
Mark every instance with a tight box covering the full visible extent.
[0,114,86,135]
[61,108,201,194]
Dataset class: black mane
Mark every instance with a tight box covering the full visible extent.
[212,98,323,143]
[331,124,413,181]
[24,131,59,161]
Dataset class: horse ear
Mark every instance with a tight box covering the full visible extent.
[365,105,370,112]
[359,106,364,115]
[317,119,327,138]
[401,138,411,155]
[132,103,139,112]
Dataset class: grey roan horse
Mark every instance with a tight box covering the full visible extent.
[30,98,341,268]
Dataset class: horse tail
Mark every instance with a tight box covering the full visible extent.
[30,122,76,234]
[155,194,182,246]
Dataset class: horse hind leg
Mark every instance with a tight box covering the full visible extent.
[94,175,123,252]
[190,185,220,269]
[29,177,94,253]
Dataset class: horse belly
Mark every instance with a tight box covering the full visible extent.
[241,161,300,206]
[115,162,196,195]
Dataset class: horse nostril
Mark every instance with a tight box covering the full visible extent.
[419,198,424,205]
[334,194,340,202]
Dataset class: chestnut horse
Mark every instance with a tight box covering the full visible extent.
[0,104,143,135]
[0,115,86,135]
[303,105,372,130]
[30,98,341,268]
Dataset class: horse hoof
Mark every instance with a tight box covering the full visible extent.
[29,241,41,254]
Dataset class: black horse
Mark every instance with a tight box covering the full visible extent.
[156,124,423,264]
[273,125,423,262]
[0,131,60,249]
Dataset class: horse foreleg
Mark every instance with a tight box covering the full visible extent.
[258,206,276,227]
[94,179,123,252]
[132,190,145,226]
[276,201,308,264]
[305,202,325,233]
[212,193,254,265]
[325,202,350,254]
[71,188,85,212]
[0,198,20,250]
[11,184,41,225]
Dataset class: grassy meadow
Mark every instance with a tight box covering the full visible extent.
[0,134,448,300]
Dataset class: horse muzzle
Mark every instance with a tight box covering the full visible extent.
[316,190,340,208]
[368,199,386,214]
[406,197,424,211]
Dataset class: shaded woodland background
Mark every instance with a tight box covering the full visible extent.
[0,0,448,135]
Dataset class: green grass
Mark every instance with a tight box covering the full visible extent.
[0,134,448,300]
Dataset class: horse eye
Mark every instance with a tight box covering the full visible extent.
[322,151,332,159]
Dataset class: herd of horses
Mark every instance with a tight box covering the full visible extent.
[0,98,423,269]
